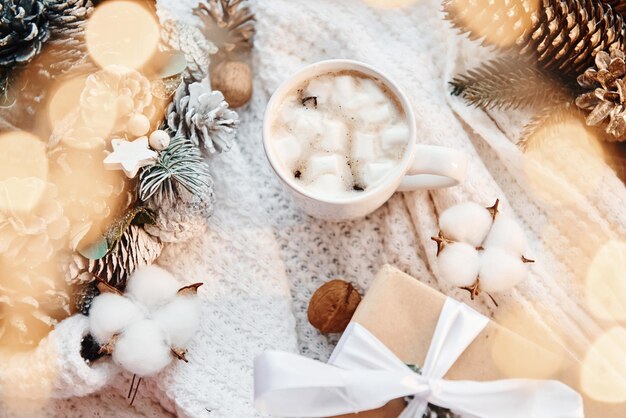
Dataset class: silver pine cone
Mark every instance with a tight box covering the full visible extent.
[166,78,239,154]
[144,180,215,243]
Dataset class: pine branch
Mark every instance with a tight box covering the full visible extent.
[517,103,583,151]
[138,135,212,204]
[450,57,572,111]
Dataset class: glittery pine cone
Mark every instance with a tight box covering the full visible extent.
[166,79,239,154]
[0,261,71,349]
[0,183,70,267]
[49,146,136,248]
[144,181,215,243]
[64,224,163,290]
[576,50,626,141]
[80,65,155,135]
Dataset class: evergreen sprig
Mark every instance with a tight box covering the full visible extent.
[138,134,212,204]
[450,57,572,111]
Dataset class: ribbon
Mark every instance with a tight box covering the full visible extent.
[254,298,584,418]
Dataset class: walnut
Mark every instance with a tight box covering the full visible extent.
[210,60,252,108]
[307,279,361,333]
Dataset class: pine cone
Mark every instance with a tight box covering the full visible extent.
[0,0,49,70]
[86,225,163,290]
[194,0,255,59]
[144,180,215,243]
[80,65,155,136]
[157,7,217,82]
[49,145,136,249]
[444,0,626,80]
[0,183,70,267]
[166,79,239,154]
[575,50,626,141]
[73,281,99,315]
[0,260,70,350]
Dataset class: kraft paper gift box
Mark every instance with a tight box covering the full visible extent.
[333,265,622,418]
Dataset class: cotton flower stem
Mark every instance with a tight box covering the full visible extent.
[177,282,204,295]
[460,279,481,300]
[431,232,454,255]
[521,255,535,263]
[486,199,500,220]
[95,275,124,296]
[171,348,189,362]
[129,377,142,406]
[486,293,499,307]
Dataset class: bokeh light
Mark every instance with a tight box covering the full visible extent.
[580,327,626,403]
[523,116,607,204]
[47,76,86,129]
[445,0,539,48]
[585,240,626,322]
[0,132,48,212]
[86,0,160,70]
[491,306,564,379]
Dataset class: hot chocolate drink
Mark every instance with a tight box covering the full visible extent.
[270,70,409,199]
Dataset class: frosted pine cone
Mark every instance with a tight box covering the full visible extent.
[145,182,215,243]
[166,79,239,154]
[0,183,70,267]
[576,50,626,141]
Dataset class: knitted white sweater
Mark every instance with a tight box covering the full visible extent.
[2,0,625,417]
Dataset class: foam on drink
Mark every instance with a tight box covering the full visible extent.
[271,70,409,198]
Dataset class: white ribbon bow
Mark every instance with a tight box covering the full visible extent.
[254,298,584,418]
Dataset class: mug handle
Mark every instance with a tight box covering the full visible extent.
[397,145,467,191]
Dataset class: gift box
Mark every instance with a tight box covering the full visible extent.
[255,265,623,417]
[334,265,622,418]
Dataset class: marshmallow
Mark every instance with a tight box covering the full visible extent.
[274,134,302,170]
[351,131,377,163]
[307,174,346,197]
[362,160,395,187]
[333,75,357,104]
[303,77,333,106]
[380,123,409,156]
[360,78,388,104]
[290,108,324,142]
[316,116,348,152]
[358,103,393,125]
[305,153,350,181]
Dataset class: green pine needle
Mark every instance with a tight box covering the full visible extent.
[450,57,572,111]
[139,134,212,203]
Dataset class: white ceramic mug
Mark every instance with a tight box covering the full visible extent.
[263,59,467,221]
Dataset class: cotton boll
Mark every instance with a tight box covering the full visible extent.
[479,248,529,293]
[126,265,180,310]
[153,296,201,348]
[89,293,144,345]
[112,319,173,377]
[484,216,528,255]
[439,202,493,247]
[437,242,480,287]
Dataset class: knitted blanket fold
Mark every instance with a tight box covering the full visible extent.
[2,1,624,417]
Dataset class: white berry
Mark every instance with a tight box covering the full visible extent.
[437,242,480,287]
[479,248,529,293]
[148,130,171,151]
[439,202,493,247]
[127,114,151,137]
[484,215,527,255]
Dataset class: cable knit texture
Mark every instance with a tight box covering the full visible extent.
[2,0,625,417]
